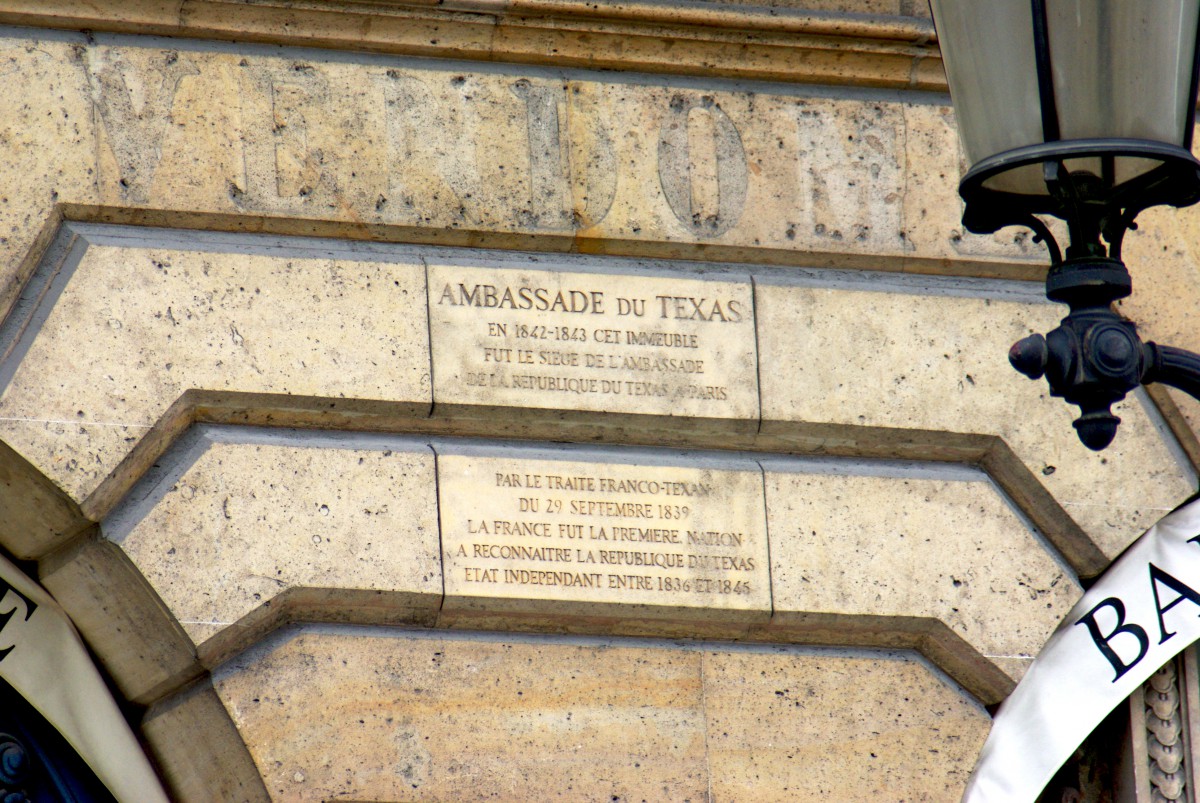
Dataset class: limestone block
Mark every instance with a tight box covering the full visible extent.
[142,680,270,803]
[0,30,1181,304]
[428,261,757,422]
[899,103,1069,271]
[702,648,988,800]
[0,36,96,317]
[214,629,710,801]
[82,43,245,211]
[754,274,1196,559]
[0,33,957,267]
[106,428,441,654]
[1119,204,1200,393]
[0,437,89,559]
[763,464,1081,681]
[0,2,939,98]
[38,534,202,706]
[212,627,986,801]
[0,225,432,505]
[1166,389,1200,465]
[437,444,770,629]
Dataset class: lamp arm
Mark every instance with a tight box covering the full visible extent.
[1144,343,1200,402]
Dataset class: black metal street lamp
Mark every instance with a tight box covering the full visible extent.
[929,0,1200,450]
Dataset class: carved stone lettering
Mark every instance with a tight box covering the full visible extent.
[238,63,337,208]
[511,79,616,230]
[428,262,758,420]
[794,102,905,250]
[375,71,482,221]
[271,80,323,198]
[59,42,1041,263]
[82,48,198,203]
[657,94,748,238]
[438,449,770,618]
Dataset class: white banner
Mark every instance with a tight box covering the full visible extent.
[0,552,167,802]
[965,496,1200,802]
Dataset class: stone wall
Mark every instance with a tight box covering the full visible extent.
[1,2,1199,800]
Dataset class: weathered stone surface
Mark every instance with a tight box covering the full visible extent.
[7,12,1200,803]
[0,225,431,504]
[0,3,942,99]
[900,103,1066,268]
[0,32,994,282]
[702,648,988,799]
[1119,205,1200,454]
[0,34,96,319]
[0,436,89,559]
[215,629,710,801]
[755,274,1196,559]
[438,445,769,625]
[429,261,757,421]
[142,679,270,803]
[213,627,987,802]
[38,533,202,706]
[764,464,1081,681]
[107,430,441,650]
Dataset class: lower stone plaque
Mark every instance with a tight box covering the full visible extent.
[437,445,770,625]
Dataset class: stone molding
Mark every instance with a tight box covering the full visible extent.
[4,220,1191,578]
[0,0,943,91]
[44,422,1073,705]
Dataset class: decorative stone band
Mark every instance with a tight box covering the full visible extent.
[965,497,1200,802]
[0,554,167,802]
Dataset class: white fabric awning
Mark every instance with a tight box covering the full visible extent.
[965,497,1200,801]
[0,552,168,802]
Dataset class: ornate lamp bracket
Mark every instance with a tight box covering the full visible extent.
[1004,210,1200,450]
[954,144,1200,451]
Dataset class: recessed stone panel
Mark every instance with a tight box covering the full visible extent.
[428,262,757,421]
[763,465,1081,680]
[0,226,432,504]
[437,445,770,625]
[755,276,1197,559]
[215,630,710,802]
[212,627,987,802]
[107,431,441,649]
[701,649,988,800]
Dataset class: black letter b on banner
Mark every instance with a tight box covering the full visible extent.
[1075,597,1149,682]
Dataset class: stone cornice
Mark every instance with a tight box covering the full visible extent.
[0,0,945,91]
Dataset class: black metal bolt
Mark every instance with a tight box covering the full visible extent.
[1090,325,1137,378]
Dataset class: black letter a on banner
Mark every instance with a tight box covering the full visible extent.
[1149,562,1200,644]
[1075,597,1149,682]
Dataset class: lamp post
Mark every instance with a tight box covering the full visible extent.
[929,0,1200,450]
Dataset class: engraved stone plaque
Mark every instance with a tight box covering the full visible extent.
[438,445,769,621]
[428,263,758,419]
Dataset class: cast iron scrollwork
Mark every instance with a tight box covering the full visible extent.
[0,733,30,803]
[964,156,1200,451]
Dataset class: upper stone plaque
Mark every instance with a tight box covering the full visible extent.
[428,263,758,420]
